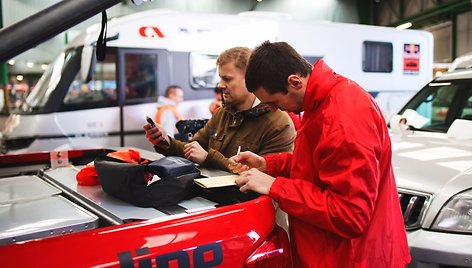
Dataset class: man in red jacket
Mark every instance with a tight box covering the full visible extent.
[229,41,411,267]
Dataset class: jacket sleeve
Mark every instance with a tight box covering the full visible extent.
[204,148,231,171]
[269,112,382,239]
[154,136,186,157]
[263,153,293,178]
[153,116,215,158]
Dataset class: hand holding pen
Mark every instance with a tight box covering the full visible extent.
[228,146,267,174]
[229,146,273,195]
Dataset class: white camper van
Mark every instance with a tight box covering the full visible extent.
[0,9,433,154]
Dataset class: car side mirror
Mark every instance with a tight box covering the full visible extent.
[389,114,405,130]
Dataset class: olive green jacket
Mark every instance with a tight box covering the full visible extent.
[156,102,296,171]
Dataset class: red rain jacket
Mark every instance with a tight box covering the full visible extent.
[265,60,411,267]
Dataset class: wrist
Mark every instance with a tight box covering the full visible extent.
[259,155,267,172]
[154,135,170,150]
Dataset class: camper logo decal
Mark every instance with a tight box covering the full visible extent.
[139,26,165,38]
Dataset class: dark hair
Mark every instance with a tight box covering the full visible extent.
[245,41,312,94]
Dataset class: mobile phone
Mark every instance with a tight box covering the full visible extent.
[146,116,169,146]
[146,116,156,128]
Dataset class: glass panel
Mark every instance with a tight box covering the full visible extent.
[400,83,462,132]
[61,48,117,111]
[460,93,472,120]
[124,53,158,102]
[24,49,78,111]
[190,53,219,89]
[429,85,456,125]
[362,41,393,73]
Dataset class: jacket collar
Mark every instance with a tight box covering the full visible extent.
[225,101,270,127]
[303,59,339,113]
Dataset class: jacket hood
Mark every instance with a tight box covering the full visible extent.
[303,59,340,114]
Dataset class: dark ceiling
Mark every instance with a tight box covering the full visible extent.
[358,0,471,29]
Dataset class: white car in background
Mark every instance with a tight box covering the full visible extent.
[389,68,472,267]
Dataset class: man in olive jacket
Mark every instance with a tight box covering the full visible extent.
[144,47,295,171]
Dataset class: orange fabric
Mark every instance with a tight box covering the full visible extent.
[209,101,223,114]
[106,149,142,164]
[154,105,182,124]
[76,163,100,186]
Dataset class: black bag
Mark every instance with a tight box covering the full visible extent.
[147,156,199,179]
[175,119,209,141]
[95,156,199,208]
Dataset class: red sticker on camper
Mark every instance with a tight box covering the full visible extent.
[403,44,420,74]
[139,26,165,38]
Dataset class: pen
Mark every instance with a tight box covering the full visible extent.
[237,145,241,156]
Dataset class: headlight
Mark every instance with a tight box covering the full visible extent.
[431,189,472,233]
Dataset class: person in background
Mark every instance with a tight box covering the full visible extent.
[209,86,223,115]
[228,41,410,267]
[144,46,296,171]
[154,85,184,138]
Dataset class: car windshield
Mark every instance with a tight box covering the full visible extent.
[21,48,79,112]
[397,78,472,133]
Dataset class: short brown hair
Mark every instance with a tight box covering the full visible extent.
[216,47,251,72]
[246,41,312,94]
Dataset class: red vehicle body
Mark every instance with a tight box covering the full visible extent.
[0,149,292,268]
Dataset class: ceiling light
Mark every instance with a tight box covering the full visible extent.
[396,22,412,30]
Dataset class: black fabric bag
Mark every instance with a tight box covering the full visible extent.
[147,156,199,179]
[95,156,199,208]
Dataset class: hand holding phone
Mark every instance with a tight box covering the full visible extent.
[146,116,156,128]
[146,116,169,146]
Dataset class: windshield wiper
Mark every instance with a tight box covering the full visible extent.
[407,125,444,133]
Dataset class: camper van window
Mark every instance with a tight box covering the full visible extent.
[125,53,158,103]
[362,41,393,73]
[190,53,219,89]
[61,48,118,111]
[23,49,77,111]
